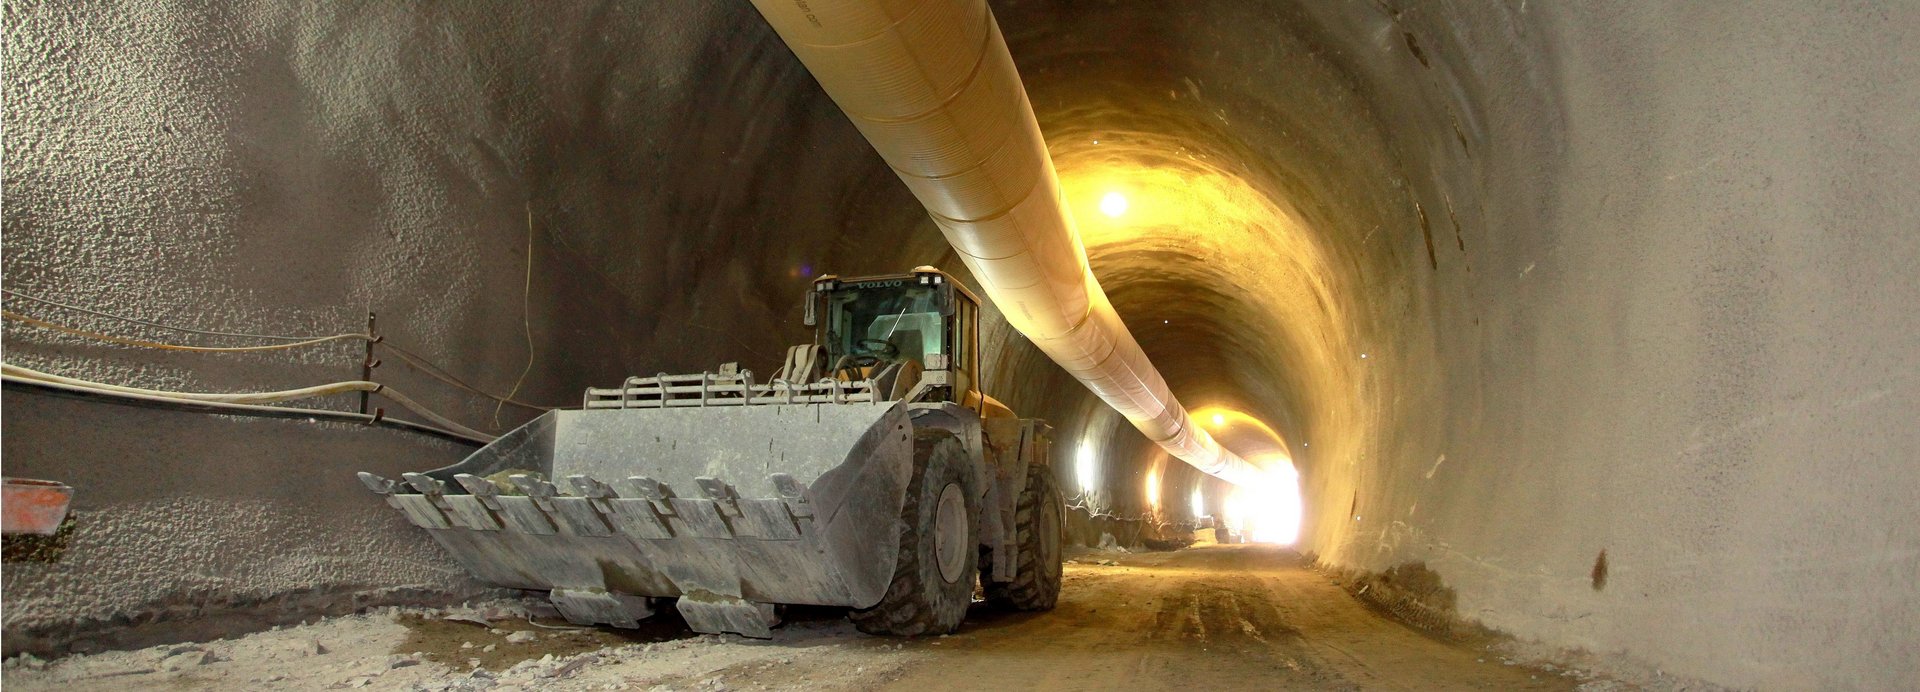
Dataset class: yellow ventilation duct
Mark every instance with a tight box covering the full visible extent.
[750,0,1265,488]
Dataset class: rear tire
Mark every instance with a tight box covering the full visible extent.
[849,430,979,636]
[983,463,1064,610]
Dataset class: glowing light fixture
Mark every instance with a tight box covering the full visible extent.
[1144,469,1160,508]
[1099,191,1129,218]
[1241,459,1303,545]
[1182,405,1306,544]
[1190,487,1205,518]
[1075,445,1097,493]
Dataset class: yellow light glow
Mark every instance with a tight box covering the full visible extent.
[1144,469,1160,508]
[1075,445,1097,493]
[1190,487,1205,518]
[1065,160,1300,247]
[1185,406,1303,544]
[1052,126,1355,552]
[1244,458,1303,544]
[1218,464,1301,545]
[1191,406,1290,447]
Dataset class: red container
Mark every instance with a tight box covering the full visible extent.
[3,478,74,535]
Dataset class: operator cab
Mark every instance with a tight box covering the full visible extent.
[804,266,983,408]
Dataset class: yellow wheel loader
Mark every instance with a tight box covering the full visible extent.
[360,266,1064,637]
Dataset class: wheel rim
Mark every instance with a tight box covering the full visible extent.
[933,482,968,583]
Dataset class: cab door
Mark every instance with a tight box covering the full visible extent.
[949,292,982,408]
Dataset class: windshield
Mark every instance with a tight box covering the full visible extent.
[824,283,945,364]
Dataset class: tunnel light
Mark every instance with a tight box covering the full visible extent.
[1099,191,1129,218]
[1190,487,1204,518]
[1211,413,1225,427]
[1244,461,1303,545]
[1144,470,1160,509]
[1075,445,1097,493]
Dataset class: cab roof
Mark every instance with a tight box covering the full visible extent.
[812,266,981,305]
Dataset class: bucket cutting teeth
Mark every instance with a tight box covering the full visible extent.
[443,474,505,531]
[452,474,500,502]
[567,475,614,498]
[768,473,813,518]
[619,476,672,505]
[358,472,453,529]
[594,477,675,539]
[357,472,398,495]
[355,396,917,638]
[402,473,446,495]
[695,477,740,517]
[359,470,815,543]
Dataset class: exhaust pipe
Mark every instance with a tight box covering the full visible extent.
[749,0,1264,487]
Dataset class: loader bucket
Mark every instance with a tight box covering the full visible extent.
[360,399,915,637]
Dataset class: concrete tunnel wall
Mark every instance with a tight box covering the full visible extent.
[3,1,1915,688]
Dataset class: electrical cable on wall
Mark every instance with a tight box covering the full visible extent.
[496,201,540,428]
[378,342,552,411]
[2,374,489,446]
[0,292,557,410]
[2,364,496,442]
[1065,494,1174,525]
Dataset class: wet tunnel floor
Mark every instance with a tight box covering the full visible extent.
[2,545,1587,690]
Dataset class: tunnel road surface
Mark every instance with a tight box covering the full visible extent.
[0,544,1585,690]
[882,544,1573,690]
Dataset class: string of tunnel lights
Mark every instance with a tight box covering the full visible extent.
[1068,403,1305,544]
[1067,184,1306,542]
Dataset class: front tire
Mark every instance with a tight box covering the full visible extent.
[849,430,979,635]
[983,463,1064,610]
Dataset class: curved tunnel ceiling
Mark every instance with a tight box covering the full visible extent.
[882,0,1415,526]
[5,0,1912,686]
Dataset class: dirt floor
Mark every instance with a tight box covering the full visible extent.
[2,544,1618,690]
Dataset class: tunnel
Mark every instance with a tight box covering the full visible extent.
[2,1,1916,689]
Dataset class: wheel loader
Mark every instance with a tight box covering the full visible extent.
[359,266,1064,637]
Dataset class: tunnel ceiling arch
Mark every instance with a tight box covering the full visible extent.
[4,0,1914,687]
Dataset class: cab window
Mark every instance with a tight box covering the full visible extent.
[823,284,945,365]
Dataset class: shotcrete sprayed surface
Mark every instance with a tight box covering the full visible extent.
[2,0,938,656]
[4,0,1918,688]
[1,392,489,656]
